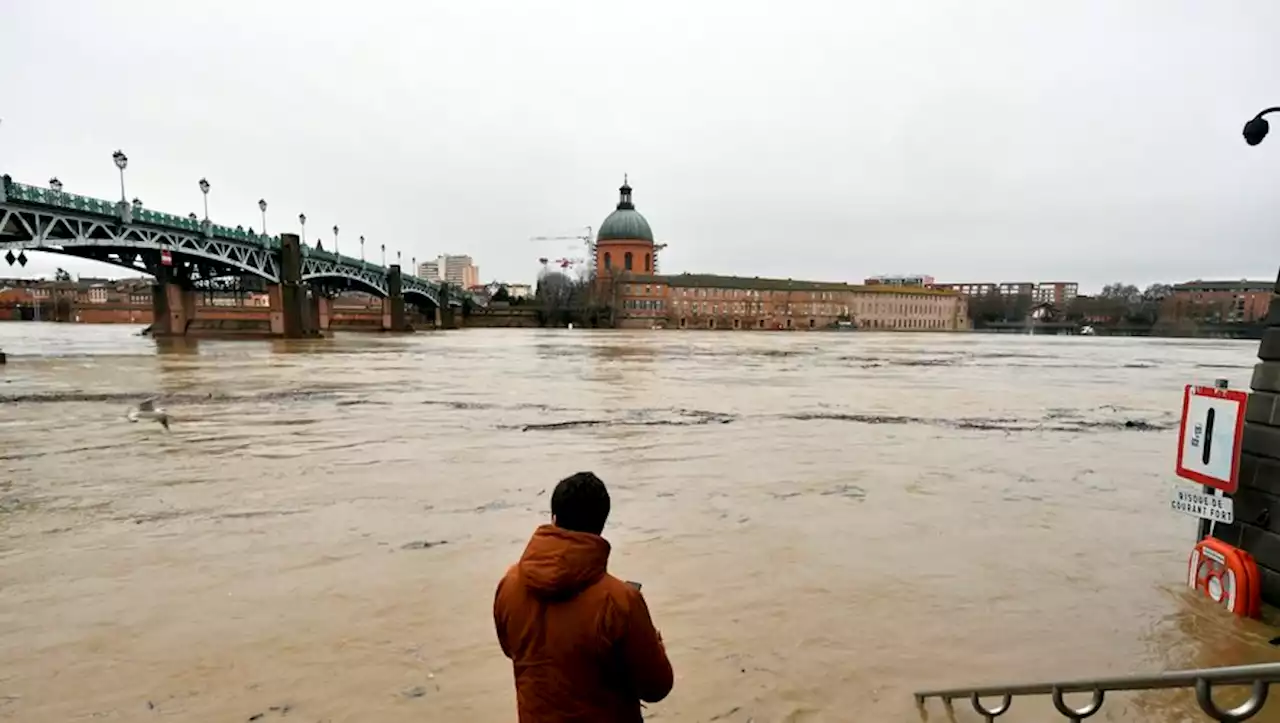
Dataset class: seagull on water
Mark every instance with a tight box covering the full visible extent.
[127,397,171,431]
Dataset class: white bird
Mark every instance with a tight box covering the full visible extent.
[127,396,171,431]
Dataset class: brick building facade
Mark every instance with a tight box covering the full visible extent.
[1162,280,1274,324]
[613,274,968,330]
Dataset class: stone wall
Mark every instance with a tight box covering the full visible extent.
[467,307,540,328]
[1215,270,1280,604]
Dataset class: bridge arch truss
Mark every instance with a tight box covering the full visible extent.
[0,207,280,282]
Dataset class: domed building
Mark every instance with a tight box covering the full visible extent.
[590,177,970,332]
[595,177,657,277]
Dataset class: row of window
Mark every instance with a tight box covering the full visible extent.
[658,298,949,317]
[603,251,651,273]
[672,317,957,330]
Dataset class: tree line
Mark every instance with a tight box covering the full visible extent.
[968,283,1175,327]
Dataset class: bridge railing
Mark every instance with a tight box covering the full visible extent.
[3,178,283,248]
[914,662,1280,721]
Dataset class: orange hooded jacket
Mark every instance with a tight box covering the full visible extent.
[494,524,674,722]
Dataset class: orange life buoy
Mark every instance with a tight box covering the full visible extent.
[1188,537,1261,618]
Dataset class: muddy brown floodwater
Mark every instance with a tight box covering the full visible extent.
[1,323,1278,722]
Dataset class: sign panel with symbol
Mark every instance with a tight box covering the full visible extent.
[1175,384,1247,493]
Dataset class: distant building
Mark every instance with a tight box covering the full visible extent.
[1033,282,1079,307]
[865,274,935,287]
[934,280,1078,307]
[617,273,969,331]
[418,255,479,288]
[487,282,532,299]
[1164,280,1274,324]
[417,260,440,280]
[933,282,997,297]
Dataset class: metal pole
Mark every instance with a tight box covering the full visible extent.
[118,168,126,202]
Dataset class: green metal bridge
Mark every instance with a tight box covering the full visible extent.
[0,174,471,309]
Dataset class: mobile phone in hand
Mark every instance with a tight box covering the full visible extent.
[625,580,642,591]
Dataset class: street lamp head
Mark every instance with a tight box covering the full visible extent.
[199,178,210,194]
[333,225,339,235]
[188,212,198,220]
[132,197,143,208]
[1244,116,1270,146]
[112,150,128,170]
[360,235,365,244]
[299,213,306,224]
[49,177,62,192]
[258,199,268,212]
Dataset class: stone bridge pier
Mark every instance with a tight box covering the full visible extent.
[152,232,315,338]
[382,264,410,332]
[150,265,196,337]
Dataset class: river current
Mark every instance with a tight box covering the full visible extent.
[0,323,1276,722]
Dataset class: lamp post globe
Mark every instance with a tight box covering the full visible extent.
[299,213,307,243]
[333,225,340,257]
[1243,107,1280,147]
[111,150,129,202]
[360,235,365,261]
[198,178,211,220]
[1245,117,1270,146]
[49,177,62,193]
[258,199,268,235]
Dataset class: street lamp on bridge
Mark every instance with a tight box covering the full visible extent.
[397,250,401,268]
[380,243,385,266]
[333,225,340,257]
[111,150,128,202]
[1244,107,1280,146]
[299,213,307,244]
[258,199,268,235]
[49,177,62,194]
[198,178,210,220]
[360,235,365,263]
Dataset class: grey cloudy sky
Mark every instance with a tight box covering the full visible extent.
[4,0,1280,291]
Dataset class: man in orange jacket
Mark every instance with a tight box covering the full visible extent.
[494,472,674,722]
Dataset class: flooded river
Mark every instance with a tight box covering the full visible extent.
[1,323,1276,722]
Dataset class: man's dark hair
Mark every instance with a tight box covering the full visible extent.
[551,472,611,535]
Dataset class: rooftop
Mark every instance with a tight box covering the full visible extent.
[1173,280,1276,292]
[628,273,962,295]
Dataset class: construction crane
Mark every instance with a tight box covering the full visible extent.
[530,226,595,267]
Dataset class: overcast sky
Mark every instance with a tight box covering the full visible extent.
[3,0,1280,292]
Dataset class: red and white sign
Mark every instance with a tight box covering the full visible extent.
[160,249,173,266]
[1175,384,1248,493]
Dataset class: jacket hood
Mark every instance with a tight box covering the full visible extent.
[518,524,611,598]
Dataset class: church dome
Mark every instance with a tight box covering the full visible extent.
[597,178,654,243]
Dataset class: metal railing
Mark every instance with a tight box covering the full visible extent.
[915,662,1280,722]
